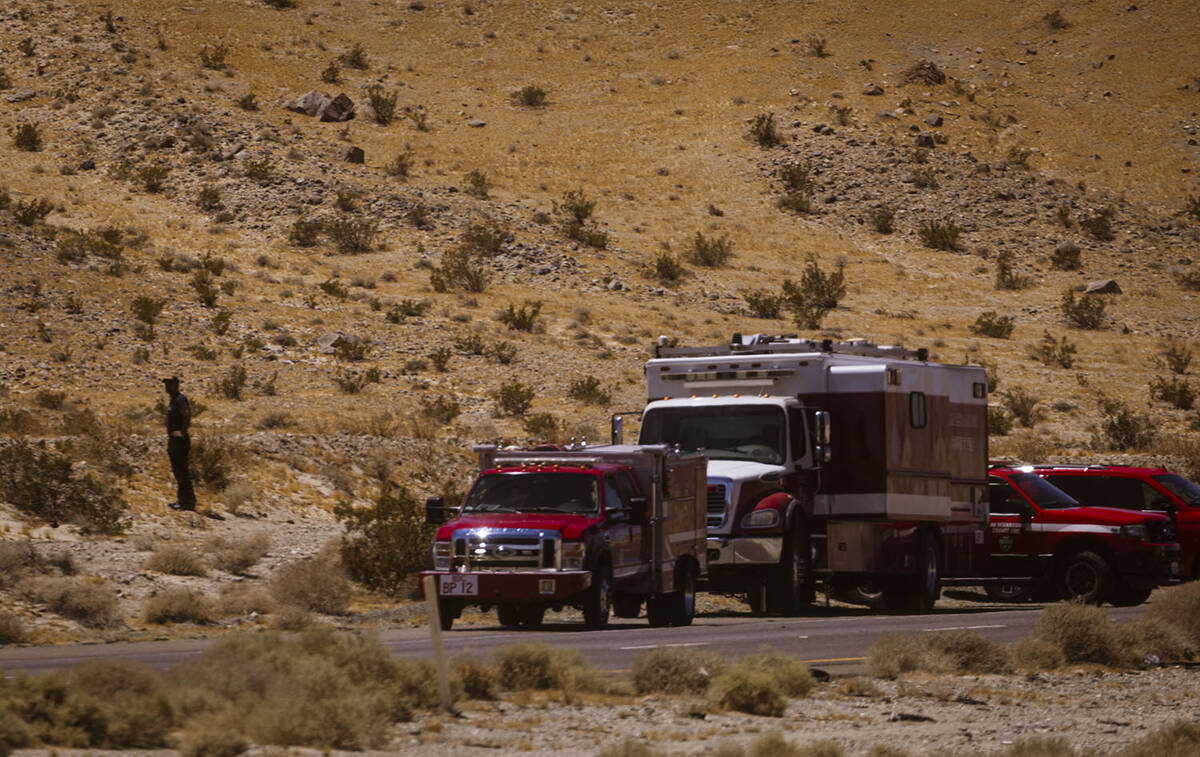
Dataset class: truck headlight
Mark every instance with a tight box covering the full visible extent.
[562,541,585,570]
[741,509,780,529]
[1119,524,1148,541]
[433,540,452,570]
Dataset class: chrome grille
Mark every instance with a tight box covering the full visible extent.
[452,528,561,570]
[707,483,728,528]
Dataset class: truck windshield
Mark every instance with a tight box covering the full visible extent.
[461,473,601,515]
[639,405,786,464]
[1008,472,1080,509]
[1152,473,1200,507]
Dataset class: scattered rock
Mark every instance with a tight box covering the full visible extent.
[1085,279,1122,294]
[343,145,365,164]
[317,332,362,353]
[144,133,176,149]
[467,119,487,128]
[284,90,332,117]
[320,93,356,122]
[6,89,36,103]
[862,83,885,96]
[915,131,936,148]
[78,158,95,171]
[924,114,943,127]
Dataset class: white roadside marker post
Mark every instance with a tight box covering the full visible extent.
[422,574,453,713]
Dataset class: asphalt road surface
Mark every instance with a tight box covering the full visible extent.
[0,602,1148,678]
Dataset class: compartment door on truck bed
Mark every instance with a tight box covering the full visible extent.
[606,472,649,588]
[987,476,1037,578]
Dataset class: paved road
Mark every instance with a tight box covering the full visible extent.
[0,603,1147,677]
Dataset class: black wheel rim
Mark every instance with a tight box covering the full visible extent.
[1064,562,1097,598]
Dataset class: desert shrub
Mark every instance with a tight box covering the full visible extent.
[289,218,323,246]
[461,222,506,256]
[1143,577,1200,647]
[688,232,734,267]
[1175,269,1200,291]
[910,165,938,189]
[868,629,1009,677]
[190,271,219,308]
[12,198,53,226]
[1117,617,1193,663]
[918,219,962,250]
[464,168,491,198]
[1162,342,1193,375]
[652,251,685,283]
[1150,376,1196,410]
[420,395,461,424]
[143,588,216,625]
[333,366,381,394]
[495,643,594,691]
[137,163,171,193]
[522,412,561,441]
[567,375,611,406]
[497,299,542,331]
[969,310,1014,339]
[0,441,123,533]
[22,576,122,629]
[1118,720,1200,757]
[208,532,271,575]
[749,112,780,147]
[429,346,452,372]
[745,290,783,318]
[632,647,728,696]
[1051,241,1082,270]
[554,188,608,248]
[512,84,547,107]
[777,192,812,214]
[1031,331,1077,368]
[712,666,786,717]
[995,251,1033,290]
[320,60,341,83]
[868,206,895,234]
[904,59,946,85]
[805,32,830,57]
[386,150,414,179]
[1061,289,1107,329]
[327,215,378,254]
[365,84,397,125]
[1043,9,1069,29]
[180,730,249,757]
[199,41,229,69]
[145,544,207,576]
[1019,602,1133,668]
[454,655,496,700]
[35,390,66,410]
[1001,386,1042,427]
[339,42,368,69]
[779,160,814,193]
[319,278,348,299]
[12,123,42,151]
[337,484,431,595]
[430,248,489,293]
[781,255,846,329]
[495,380,535,416]
[243,156,274,183]
[1080,207,1115,240]
[270,547,351,614]
[0,609,27,643]
[216,362,247,400]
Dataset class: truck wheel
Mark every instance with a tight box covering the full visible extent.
[985,583,1032,603]
[646,595,671,627]
[613,595,643,619]
[582,563,612,629]
[668,562,697,627]
[518,605,546,626]
[497,603,521,627]
[1109,584,1153,607]
[746,582,769,615]
[1055,551,1112,605]
[767,515,814,615]
[437,600,457,631]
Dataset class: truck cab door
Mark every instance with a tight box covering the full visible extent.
[986,477,1037,578]
[604,474,646,589]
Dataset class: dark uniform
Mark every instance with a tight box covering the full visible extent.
[164,377,196,510]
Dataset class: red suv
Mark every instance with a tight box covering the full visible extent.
[987,467,1180,605]
[1031,465,1200,580]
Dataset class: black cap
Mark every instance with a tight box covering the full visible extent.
[161,376,180,386]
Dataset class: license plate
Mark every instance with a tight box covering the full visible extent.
[539,578,556,595]
[439,574,478,596]
[1171,561,1181,575]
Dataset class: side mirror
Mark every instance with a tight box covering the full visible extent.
[814,410,831,463]
[611,414,624,446]
[629,496,648,524]
[425,496,453,525]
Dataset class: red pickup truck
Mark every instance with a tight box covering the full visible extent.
[986,466,1181,604]
[421,444,707,630]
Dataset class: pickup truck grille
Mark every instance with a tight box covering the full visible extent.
[1147,522,1175,543]
[707,483,728,529]
[452,528,560,570]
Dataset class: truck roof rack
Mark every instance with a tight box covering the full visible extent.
[655,334,928,362]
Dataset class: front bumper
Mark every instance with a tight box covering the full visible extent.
[706,536,783,566]
[1116,544,1182,587]
[419,570,592,605]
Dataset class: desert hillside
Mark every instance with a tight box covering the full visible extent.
[0,0,1199,640]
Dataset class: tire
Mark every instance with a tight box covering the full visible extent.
[745,581,768,615]
[885,529,940,613]
[613,595,642,619]
[839,581,886,609]
[582,562,612,629]
[437,600,457,631]
[497,603,521,627]
[669,562,697,627]
[518,605,546,626]
[646,595,671,627]
[767,512,814,615]
[1055,551,1112,605]
[1109,585,1153,607]
[985,583,1033,603]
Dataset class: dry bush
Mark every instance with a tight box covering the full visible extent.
[144,588,217,625]
[749,112,780,147]
[513,85,547,107]
[1117,618,1193,662]
[0,441,124,533]
[270,545,351,614]
[970,310,1015,339]
[1018,602,1133,668]
[218,584,276,616]
[337,484,432,595]
[711,666,786,717]
[145,544,208,576]
[207,531,271,575]
[453,655,496,700]
[918,219,962,250]
[688,231,734,267]
[21,576,122,629]
[632,646,728,695]
[1061,290,1107,329]
[179,730,248,757]
[0,609,28,643]
[1117,720,1200,757]
[65,660,175,747]
[1143,581,1200,647]
[272,604,314,630]
[867,630,1009,677]
[1096,399,1155,451]
[494,643,595,692]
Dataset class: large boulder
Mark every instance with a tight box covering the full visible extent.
[1086,279,1122,294]
[284,90,331,117]
[320,93,356,122]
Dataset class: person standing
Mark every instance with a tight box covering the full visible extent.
[163,376,196,511]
